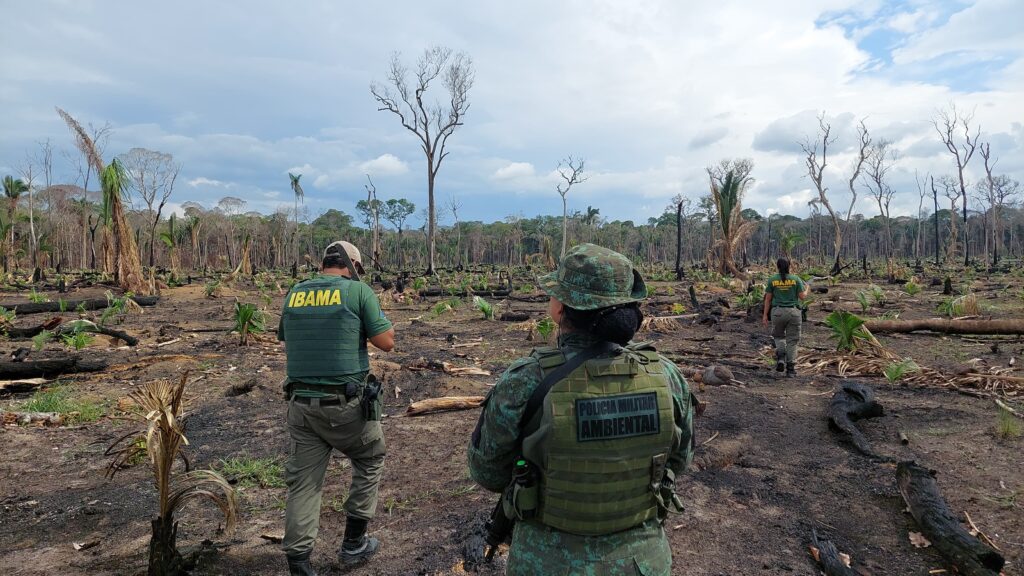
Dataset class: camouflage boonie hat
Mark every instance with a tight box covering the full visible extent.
[538,243,647,310]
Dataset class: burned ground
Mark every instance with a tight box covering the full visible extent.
[0,274,1021,575]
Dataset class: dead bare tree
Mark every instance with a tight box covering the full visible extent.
[863,139,898,276]
[933,103,979,266]
[914,170,929,266]
[118,148,179,268]
[445,194,464,267]
[977,143,1022,266]
[371,46,474,274]
[801,112,846,274]
[669,194,692,280]
[364,175,382,269]
[938,175,961,263]
[556,155,588,258]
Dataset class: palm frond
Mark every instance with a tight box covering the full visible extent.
[56,107,105,174]
[166,469,238,534]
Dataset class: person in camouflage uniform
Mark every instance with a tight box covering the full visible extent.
[468,243,695,576]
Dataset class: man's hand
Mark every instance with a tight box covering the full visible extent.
[762,316,769,329]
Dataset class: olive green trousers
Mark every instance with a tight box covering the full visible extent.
[282,396,386,556]
[771,306,802,363]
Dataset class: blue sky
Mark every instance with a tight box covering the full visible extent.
[2,0,1021,227]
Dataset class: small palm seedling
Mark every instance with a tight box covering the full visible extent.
[869,284,886,306]
[412,277,427,291]
[903,280,922,296]
[58,298,68,312]
[0,306,15,331]
[735,284,765,309]
[28,289,49,304]
[106,373,237,575]
[431,301,453,317]
[883,358,919,383]
[32,329,54,351]
[62,330,94,351]
[855,290,871,313]
[825,310,869,352]
[473,295,495,320]
[232,301,266,345]
[205,279,223,298]
[536,316,556,340]
[670,302,687,315]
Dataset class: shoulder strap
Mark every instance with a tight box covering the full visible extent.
[518,341,619,442]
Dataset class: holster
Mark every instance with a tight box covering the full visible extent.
[652,455,684,520]
[360,374,383,421]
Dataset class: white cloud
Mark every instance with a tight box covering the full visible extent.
[776,189,817,211]
[359,154,408,176]
[187,176,232,188]
[894,0,1024,64]
[492,162,535,180]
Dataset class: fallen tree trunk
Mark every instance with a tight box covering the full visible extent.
[808,529,858,576]
[3,318,139,346]
[0,377,49,394]
[0,296,160,316]
[896,461,1004,576]
[0,356,109,379]
[865,318,1024,335]
[826,381,890,461]
[405,396,485,416]
[498,312,531,322]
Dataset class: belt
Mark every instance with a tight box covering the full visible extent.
[773,305,797,308]
[291,396,343,406]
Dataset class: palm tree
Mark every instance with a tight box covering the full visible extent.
[2,176,28,273]
[710,170,756,279]
[778,230,806,262]
[102,159,149,294]
[107,373,237,575]
[159,213,181,277]
[288,173,304,263]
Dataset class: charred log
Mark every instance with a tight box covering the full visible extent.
[826,381,890,461]
[896,461,1004,576]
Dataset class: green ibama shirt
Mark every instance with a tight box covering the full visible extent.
[766,274,805,307]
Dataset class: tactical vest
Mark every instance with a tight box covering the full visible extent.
[282,275,368,379]
[520,344,677,536]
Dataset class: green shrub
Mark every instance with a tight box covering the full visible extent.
[61,331,94,350]
[903,280,921,296]
[22,385,104,423]
[996,407,1022,439]
[31,330,53,351]
[884,358,919,383]
[670,303,686,315]
[233,301,267,345]
[855,291,870,312]
[431,301,453,317]
[472,295,495,320]
[825,310,869,352]
[0,306,15,325]
[536,316,556,339]
[28,289,49,304]
[869,284,886,306]
[218,456,285,488]
[412,277,427,291]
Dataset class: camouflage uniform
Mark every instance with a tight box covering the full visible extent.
[468,244,695,576]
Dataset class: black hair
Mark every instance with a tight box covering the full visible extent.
[322,254,346,270]
[562,302,644,346]
[776,257,790,281]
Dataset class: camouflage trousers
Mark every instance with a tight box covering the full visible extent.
[771,306,802,363]
[282,396,386,556]
[507,519,671,576]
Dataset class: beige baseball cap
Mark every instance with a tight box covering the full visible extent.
[324,240,364,272]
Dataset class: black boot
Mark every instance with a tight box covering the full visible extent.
[775,350,786,372]
[785,362,796,377]
[286,551,318,576]
[338,517,380,566]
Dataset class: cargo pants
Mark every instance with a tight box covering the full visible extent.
[771,306,802,363]
[282,395,386,556]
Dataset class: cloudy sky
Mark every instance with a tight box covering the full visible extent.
[2,0,1022,228]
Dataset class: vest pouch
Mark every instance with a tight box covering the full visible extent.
[509,481,538,520]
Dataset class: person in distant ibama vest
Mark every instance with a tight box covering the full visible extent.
[761,257,808,377]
